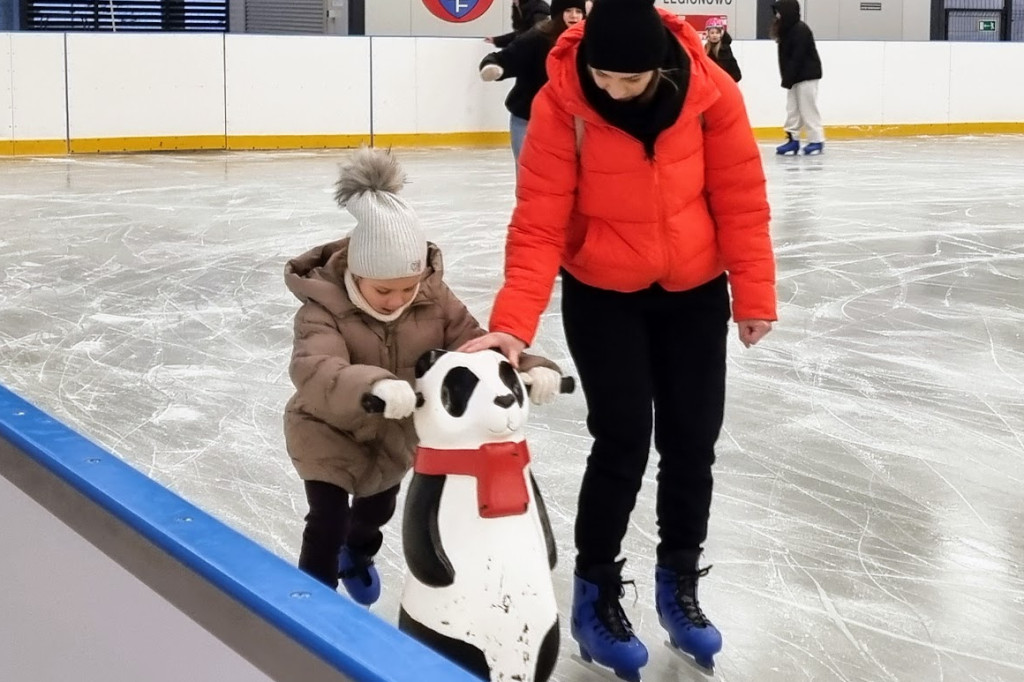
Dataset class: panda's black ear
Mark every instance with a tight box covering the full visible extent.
[415,349,448,378]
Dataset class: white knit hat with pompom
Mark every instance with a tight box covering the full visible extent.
[334,146,427,279]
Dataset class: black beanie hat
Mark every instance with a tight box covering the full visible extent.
[584,0,668,73]
[551,0,587,14]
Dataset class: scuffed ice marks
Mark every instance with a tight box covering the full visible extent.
[2,140,1024,681]
[0,153,307,555]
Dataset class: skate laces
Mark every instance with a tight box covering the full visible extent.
[597,578,639,641]
[674,565,712,628]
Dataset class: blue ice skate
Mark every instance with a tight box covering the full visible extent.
[803,141,824,155]
[776,132,800,155]
[571,560,648,682]
[338,546,380,606]
[655,551,722,671]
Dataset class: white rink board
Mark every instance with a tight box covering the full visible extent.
[0,34,11,140]
[0,474,278,682]
[371,37,511,135]
[948,42,1024,122]
[225,35,372,137]
[733,41,789,129]
[10,33,67,142]
[2,33,1023,147]
[881,42,952,125]
[818,42,886,126]
[66,33,225,139]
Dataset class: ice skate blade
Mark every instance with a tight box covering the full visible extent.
[570,653,643,682]
[663,640,716,676]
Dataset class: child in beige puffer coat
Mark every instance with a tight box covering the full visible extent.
[283,147,561,604]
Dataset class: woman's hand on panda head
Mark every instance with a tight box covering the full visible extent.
[458,331,528,368]
[520,367,561,406]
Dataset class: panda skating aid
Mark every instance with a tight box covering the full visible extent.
[363,349,573,682]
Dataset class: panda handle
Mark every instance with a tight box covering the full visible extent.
[560,376,576,394]
[361,393,386,413]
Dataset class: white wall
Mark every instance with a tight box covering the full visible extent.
[0,34,10,141]
[363,0,932,40]
[879,42,952,123]
[803,0,931,40]
[948,42,1024,122]
[372,37,511,136]
[901,0,932,40]
[738,40,1024,126]
[1,33,67,147]
[66,33,225,144]
[12,33,66,143]
[224,35,371,140]
[1,33,1023,152]
[0,473,278,682]
[367,0,510,37]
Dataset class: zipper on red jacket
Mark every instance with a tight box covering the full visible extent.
[652,155,670,278]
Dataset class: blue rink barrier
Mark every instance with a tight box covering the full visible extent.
[0,383,480,682]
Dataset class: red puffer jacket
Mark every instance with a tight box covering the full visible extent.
[490,9,776,345]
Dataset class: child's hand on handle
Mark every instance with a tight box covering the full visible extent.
[520,367,561,405]
[459,332,528,368]
[737,320,773,348]
[369,379,417,419]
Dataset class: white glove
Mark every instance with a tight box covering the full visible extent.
[480,64,504,82]
[370,379,417,419]
[521,367,561,406]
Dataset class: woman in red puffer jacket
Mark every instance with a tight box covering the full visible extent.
[463,0,775,677]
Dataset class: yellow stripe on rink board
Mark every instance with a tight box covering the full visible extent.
[2,139,70,155]
[372,131,511,148]
[3,124,1022,156]
[69,135,227,153]
[227,134,371,150]
[752,122,1024,141]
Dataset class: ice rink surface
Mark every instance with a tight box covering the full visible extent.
[2,136,1023,681]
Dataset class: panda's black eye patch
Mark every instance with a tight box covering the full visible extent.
[498,361,524,407]
[440,367,480,417]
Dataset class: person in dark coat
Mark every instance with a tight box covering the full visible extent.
[487,0,551,48]
[703,17,741,82]
[771,0,824,154]
[480,0,587,168]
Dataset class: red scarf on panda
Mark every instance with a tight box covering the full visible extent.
[414,441,531,518]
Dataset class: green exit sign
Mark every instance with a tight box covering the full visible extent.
[978,20,997,31]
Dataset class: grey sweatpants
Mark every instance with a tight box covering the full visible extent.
[784,80,824,143]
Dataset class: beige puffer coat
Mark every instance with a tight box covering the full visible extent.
[283,238,556,497]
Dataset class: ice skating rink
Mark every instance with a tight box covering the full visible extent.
[2,136,1023,682]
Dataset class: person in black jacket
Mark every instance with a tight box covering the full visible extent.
[479,0,587,169]
[487,0,552,48]
[771,0,824,155]
[703,17,741,82]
